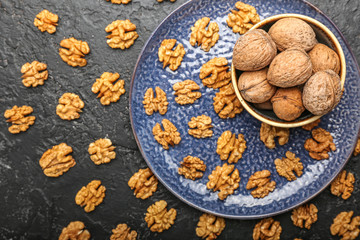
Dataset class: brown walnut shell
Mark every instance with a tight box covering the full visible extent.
[308,43,340,74]
[254,100,273,110]
[271,87,305,121]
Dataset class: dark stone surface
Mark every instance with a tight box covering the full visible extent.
[0,0,358,239]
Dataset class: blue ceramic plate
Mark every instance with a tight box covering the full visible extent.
[130,0,360,219]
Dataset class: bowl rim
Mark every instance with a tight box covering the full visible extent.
[231,13,346,128]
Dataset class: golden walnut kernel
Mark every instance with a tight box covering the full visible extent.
[21,61,48,87]
[190,17,219,52]
[145,200,177,233]
[196,213,225,240]
[143,87,168,115]
[173,80,201,105]
[178,156,206,180]
[291,204,318,229]
[200,57,231,89]
[88,138,116,165]
[330,211,360,240]
[302,118,321,131]
[128,168,158,199]
[188,115,213,139]
[56,93,84,120]
[213,83,243,119]
[207,163,240,200]
[260,123,289,149]
[59,38,90,67]
[34,9,58,34]
[158,39,186,71]
[75,180,106,213]
[39,143,76,177]
[304,128,336,160]
[106,0,131,4]
[274,151,303,181]
[105,20,138,49]
[226,1,260,34]
[217,131,246,164]
[246,170,276,198]
[92,72,125,105]
[58,221,90,240]
[253,218,282,240]
[354,137,360,156]
[331,170,355,200]
[4,105,36,134]
[153,119,181,150]
[110,224,137,240]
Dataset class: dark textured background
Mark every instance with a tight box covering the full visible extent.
[0,0,359,239]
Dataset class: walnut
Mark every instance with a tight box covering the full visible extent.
[253,218,282,240]
[143,87,168,115]
[188,115,213,139]
[158,39,186,71]
[110,224,137,240]
[39,143,76,177]
[178,156,206,180]
[213,83,243,119]
[106,0,131,4]
[206,163,240,200]
[128,168,158,199]
[21,61,48,87]
[173,80,201,105]
[152,119,181,149]
[260,123,289,149]
[189,17,219,52]
[246,170,276,198]
[330,211,360,240]
[92,72,125,105]
[304,128,336,160]
[196,213,225,240]
[330,170,355,200]
[309,43,340,74]
[88,138,116,165]
[59,38,90,67]
[226,1,260,34]
[145,200,177,233]
[4,105,36,134]
[274,151,303,181]
[271,87,305,121]
[216,131,246,164]
[56,93,84,120]
[34,9,58,34]
[355,138,360,156]
[75,180,106,213]
[200,57,231,89]
[105,20,138,49]
[302,118,320,131]
[58,221,90,240]
[291,204,318,229]
[157,0,176,2]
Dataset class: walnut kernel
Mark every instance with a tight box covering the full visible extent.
[34,9,58,34]
[105,20,138,49]
[213,83,243,119]
[21,61,48,87]
[59,38,90,67]
[217,131,246,164]
[75,180,106,212]
[331,170,355,200]
[110,224,137,240]
[200,57,231,89]
[143,87,168,115]
[196,213,225,240]
[56,93,84,120]
[246,170,276,198]
[152,119,181,149]
[92,72,125,105]
[355,138,360,156]
[260,123,289,149]
[226,1,260,34]
[145,200,177,233]
[106,0,131,4]
[188,115,213,139]
[4,105,36,134]
[58,221,90,240]
[173,80,201,105]
[157,0,176,2]
[330,211,360,240]
[158,39,185,71]
[88,138,116,165]
[274,151,303,181]
[304,128,336,160]
[178,156,206,180]
[302,119,321,131]
[190,17,219,52]
[253,218,282,240]
[128,168,158,199]
[291,204,318,229]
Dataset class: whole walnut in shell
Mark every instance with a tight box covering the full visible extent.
[271,87,305,121]
[232,29,277,71]
[303,70,342,115]
[268,17,317,52]
[308,43,340,74]
[238,68,276,103]
[254,100,273,110]
[267,48,312,88]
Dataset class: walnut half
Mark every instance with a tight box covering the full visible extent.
[110,224,137,240]
[216,131,246,164]
[190,17,219,52]
[128,168,158,199]
[21,61,48,87]
[88,138,116,165]
[246,170,276,198]
[106,0,131,4]
[330,211,360,240]
[253,218,282,240]
[354,137,360,156]
[153,119,181,149]
[56,93,84,120]
[143,87,168,115]
[92,72,125,105]
[75,180,106,212]
[200,57,231,89]
[196,213,225,240]
[260,123,289,149]
[304,128,336,160]
[330,170,355,200]
[173,80,201,105]
[213,83,243,119]
[158,39,186,71]
[4,105,36,134]
[145,200,177,233]
[34,9,58,34]
[178,156,206,180]
[59,38,90,67]
[58,221,90,240]
[291,204,318,229]
[274,151,303,181]
[188,115,213,139]
[226,1,260,35]
[105,20,138,49]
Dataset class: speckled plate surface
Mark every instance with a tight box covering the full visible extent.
[129,0,360,219]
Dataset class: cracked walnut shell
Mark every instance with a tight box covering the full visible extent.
[88,138,116,165]
[217,131,246,164]
[246,170,276,198]
[158,39,186,71]
[92,72,125,105]
[39,143,76,177]
[75,180,106,212]
[304,128,336,160]
[190,17,219,52]
[200,57,231,89]
[153,119,181,149]
[260,123,289,149]
[291,204,318,229]
[128,168,158,199]
[274,151,303,181]
[110,224,137,240]
[196,213,225,240]
[59,221,90,240]
[56,93,84,120]
[21,61,48,87]
[34,9,58,34]
[106,20,138,49]
[226,1,260,34]
[143,87,168,115]
[145,200,177,233]
[188,115,213,139]
[207,163,240,200]
[330,211,360,240]
[173,80,201,105]
[106,0,131,4]
[213,83,243,119]
[4,105,36,134]
[331,170,355,200]
[59,38,90,67]
[178,156,206,180]
[253,218,282,240]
